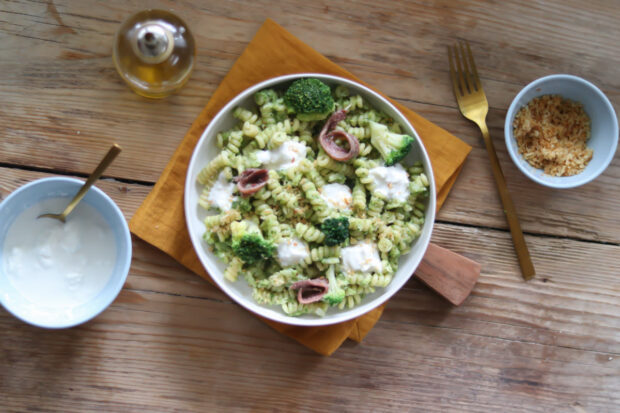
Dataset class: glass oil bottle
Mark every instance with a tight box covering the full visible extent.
[113,9,196,98]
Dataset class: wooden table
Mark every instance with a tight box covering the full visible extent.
[1,1,619,411]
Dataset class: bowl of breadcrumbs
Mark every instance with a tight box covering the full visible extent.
[505,74,618,189]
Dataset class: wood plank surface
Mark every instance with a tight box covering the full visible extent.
[1,0,619,412]
[1,167,619,412]
[1,0,619,242]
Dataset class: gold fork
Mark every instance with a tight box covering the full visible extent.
[448,42,535,280]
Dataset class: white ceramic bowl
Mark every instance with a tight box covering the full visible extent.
[185,73,436,326]
[0,177,132,328]
[504,74,619,188]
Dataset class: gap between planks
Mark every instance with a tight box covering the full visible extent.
[1,161,617,248]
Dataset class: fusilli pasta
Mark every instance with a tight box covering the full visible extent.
[197,80,430,317]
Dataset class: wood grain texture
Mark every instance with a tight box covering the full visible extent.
[0,174,618,412]
[1,0,619,411]
[1,0,619,242]
[2,168,619,411]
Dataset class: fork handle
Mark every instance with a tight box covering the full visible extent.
[479,122,535,280]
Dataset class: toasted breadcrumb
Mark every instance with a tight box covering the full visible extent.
[513,95,592,176]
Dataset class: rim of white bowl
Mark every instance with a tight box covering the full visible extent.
[185,73,436,327]
[0,177,132,329]
[504,74,619,189]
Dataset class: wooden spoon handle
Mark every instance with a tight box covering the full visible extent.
[414,243,481,306]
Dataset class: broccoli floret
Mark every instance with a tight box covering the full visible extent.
[231,198,252,213]
[230,220,275,264]
[284,78,335,121]
[323,266,345,306]
[321,217,349,246]
[254,88,279,106]
[369,121,415,166]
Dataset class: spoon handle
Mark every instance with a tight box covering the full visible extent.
[61,144,122,218]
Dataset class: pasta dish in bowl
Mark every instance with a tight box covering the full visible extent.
[185,74,436,326]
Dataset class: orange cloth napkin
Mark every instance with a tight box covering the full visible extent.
[129,19,471,355]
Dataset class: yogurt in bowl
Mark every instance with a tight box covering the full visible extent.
[0,177,132,328]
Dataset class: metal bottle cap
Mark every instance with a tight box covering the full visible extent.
[132,22,174,64]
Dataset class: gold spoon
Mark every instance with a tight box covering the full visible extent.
[38,144,122,222]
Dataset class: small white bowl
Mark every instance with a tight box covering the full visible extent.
[0,177,132,328]
[504,74,619,188]
[185,74,436,327]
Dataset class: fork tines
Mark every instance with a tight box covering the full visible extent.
[448,41,482,96]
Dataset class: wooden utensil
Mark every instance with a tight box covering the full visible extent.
[448,41,535,280]
[416,243,481,306]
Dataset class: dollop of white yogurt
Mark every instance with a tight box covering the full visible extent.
[368,164,410,202]
[256,140,307,170]
[319,183,352,210]
[2,198,117,309]
[277,237,309,267]
[341,242,382,274]
[207,171,236,211]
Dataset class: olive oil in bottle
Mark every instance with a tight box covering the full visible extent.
[113,9,196,98]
